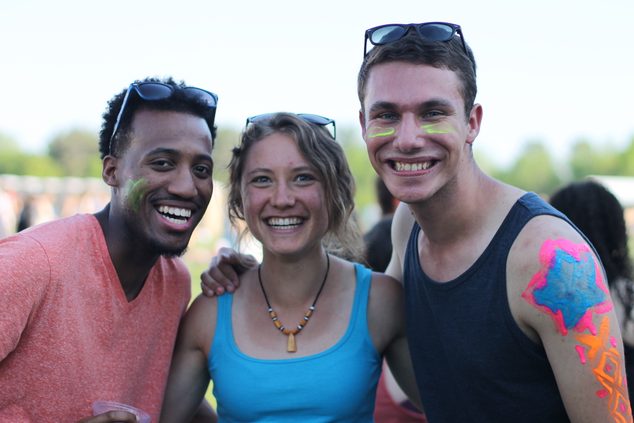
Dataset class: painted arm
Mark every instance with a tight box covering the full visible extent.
[510,216,632,423]
[160,296,216,423]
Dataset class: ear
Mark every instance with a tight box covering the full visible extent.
[466,103,483,145]
[101,156,119,187]
[358,109,367,139]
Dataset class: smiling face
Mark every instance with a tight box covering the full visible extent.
[107,109,214,257]
[360,61,481,205]
[239,132,328,259]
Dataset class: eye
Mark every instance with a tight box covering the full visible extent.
[374,111,399,122]
[193,164,212,178]
[423,110,445,119]
[150,159,174,171]
[295,173,317,185]
[250,175,272,186]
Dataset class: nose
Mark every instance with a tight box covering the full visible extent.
[167,167,198,199]
[270,182,295,208]
[393,114,423,152]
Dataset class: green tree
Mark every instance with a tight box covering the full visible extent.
[616,135,634,176]
[568,138,620,179]
[47,129,101,177]
[211,126,242,185]
[0,132,62,176]
[498,140,561,195]
[338,126,375,212]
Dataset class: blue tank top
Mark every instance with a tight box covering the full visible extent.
[209,263,381,422]
[404,193,571,422]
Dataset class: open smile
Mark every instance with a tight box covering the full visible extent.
[157,205,193,225]
[266,217,304,229]
[392,160,437,172]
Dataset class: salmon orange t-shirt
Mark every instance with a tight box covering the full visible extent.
[0,214,191,422]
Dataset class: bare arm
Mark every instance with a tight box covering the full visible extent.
[160,296,216,422]
[368,272,422,409]
[199,247,258,297]
[384,331,423,410]
[510,216,632,423]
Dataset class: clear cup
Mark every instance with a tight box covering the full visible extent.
[91,400,151,423]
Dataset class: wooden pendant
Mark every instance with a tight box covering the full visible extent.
[287,333,297,353]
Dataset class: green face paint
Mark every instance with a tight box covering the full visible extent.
[421,123,453,134]
[367,126,396,138]
[124,178,148,212]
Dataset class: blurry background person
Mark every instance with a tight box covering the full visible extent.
[550,179,634,405]
[364,177,398,273]
[16,196,34,232]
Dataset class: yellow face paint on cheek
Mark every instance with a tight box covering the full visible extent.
[421,123,453,134]
[367,126,396,138]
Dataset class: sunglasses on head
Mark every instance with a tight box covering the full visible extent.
[109,82,219,155]
[364,22,467,57]
[246,113,336,139]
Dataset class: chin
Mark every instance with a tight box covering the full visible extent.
[160,246,187,258]
[148,239,189,258]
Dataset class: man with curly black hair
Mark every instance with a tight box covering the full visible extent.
[0,76,218,422]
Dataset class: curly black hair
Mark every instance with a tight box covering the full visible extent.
[98,76,218,159]
[550,179,633,285]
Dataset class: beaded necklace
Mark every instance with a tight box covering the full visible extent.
[257,253,330,353]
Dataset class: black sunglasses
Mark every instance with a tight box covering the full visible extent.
[246,113,336,139]
[364,22,467,57]
[109,82,219,155]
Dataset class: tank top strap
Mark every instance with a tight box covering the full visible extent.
[349,263,372,343]
[210,292,233,354]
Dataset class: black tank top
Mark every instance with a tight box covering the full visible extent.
[404,192,570,422]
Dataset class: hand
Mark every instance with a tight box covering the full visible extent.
[200,247,258,297]
[77,410,138,422]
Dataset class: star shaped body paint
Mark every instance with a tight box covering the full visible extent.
[522,239,612,335]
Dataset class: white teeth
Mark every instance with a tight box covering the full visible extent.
[267,217,302,227]
[158,205,192,219]
[394,161,433,171]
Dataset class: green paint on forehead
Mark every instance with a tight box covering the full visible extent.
[421,123,453,134]
[125,178,148,212]
[367,126,396,138]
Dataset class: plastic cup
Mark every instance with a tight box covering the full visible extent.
[91,400,151,423]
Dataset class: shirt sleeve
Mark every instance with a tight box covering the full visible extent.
[0,235,51,360]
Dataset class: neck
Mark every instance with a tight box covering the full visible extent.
[409,168,501,245]
[258,248,330,307]
[95,205,159,301]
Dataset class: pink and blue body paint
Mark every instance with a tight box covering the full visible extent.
[522,239,611,336]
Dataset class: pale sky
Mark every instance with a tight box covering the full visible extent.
[1,0,633,168]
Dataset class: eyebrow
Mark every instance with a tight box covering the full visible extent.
[368,98,456,115]
[146,147,213,163]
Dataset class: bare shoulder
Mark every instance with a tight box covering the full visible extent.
[180,293,219,354]
[369,271,403,306]
[391,202,416,253]
[507,214,604,337]
[385,203,416,282]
